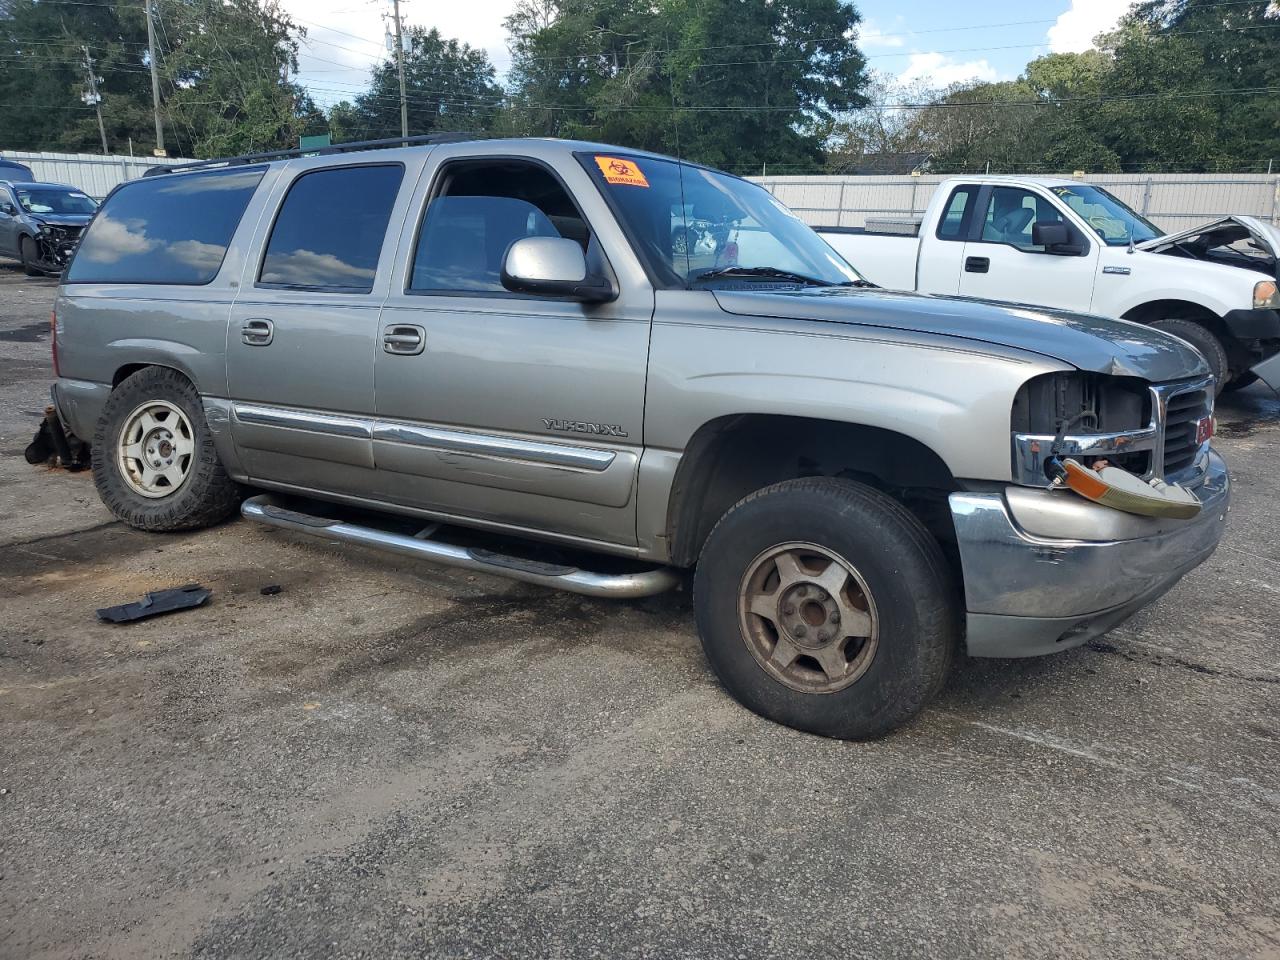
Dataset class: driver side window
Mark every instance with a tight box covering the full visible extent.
[410,159,592,295]
[978,187,1063,252]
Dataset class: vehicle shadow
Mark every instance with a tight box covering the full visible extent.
[1214,380,1280,437]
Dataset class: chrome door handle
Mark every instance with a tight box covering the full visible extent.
[383,324,425,356]
[241,318,274,346]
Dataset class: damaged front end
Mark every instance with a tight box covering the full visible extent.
[30,222,86,274]
[1141,216,1280,388]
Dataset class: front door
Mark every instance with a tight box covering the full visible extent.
[226,161,409,496]
[372,151,652,547]
[958,185,1099,313]
[0,187,21,258]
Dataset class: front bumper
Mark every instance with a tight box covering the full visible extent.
[951,450,1230,658]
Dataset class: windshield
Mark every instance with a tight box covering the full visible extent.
[1049,184,1160,246]
[581,153,863,289]
[16,187,97,216]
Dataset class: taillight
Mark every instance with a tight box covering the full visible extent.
[50,308,59,377]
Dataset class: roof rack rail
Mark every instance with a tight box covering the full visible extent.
[142,132,479,177]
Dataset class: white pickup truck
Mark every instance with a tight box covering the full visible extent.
[817,176,1280,393]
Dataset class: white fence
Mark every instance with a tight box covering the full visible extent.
[753,173,1280,232]
[0,149,197,198]
[6,151,1280,232]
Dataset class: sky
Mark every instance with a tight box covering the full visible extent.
[284,0,1134,109]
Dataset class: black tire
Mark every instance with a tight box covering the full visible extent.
[19,235,42,277]
[1150,318,1229,396]
[1222,371,1259,392]
[92,366,241,531]
[693,477,957,740]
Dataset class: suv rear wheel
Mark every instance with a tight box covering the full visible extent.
[92,367,241,531]
[693,478,957,740]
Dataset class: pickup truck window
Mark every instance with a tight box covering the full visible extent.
[258,163,403,293]
[936,185,979,241]
[410,158,591,294]
[1048,184,1160,246]
[580,153,861,290]
[977,187,1066,252]
[65,166,264,285]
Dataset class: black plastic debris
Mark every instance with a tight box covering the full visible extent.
[96,584,212,624]
[259,584,282,596]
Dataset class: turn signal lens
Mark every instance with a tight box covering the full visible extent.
[1255,280,1280,310]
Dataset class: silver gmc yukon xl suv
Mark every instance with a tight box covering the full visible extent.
[51,136,1229,738]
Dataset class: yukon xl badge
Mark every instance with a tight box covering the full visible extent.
[542,418,629,438]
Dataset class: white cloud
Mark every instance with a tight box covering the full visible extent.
[1047,0,1130,53]
[83,214,155,263]
[898,52,999,86]
[858,20,905,50]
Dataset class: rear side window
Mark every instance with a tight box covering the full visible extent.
[258,164,403,293]
[936,185,980,241]
[65,166,264,285]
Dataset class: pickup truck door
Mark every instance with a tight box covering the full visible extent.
[957,185,1098,313]
[372,149,652,548]
[226,161,409,497]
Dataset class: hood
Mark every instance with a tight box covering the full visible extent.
[30,213,93,228]
[712,286,1209,383]
[1137,215,1279,277]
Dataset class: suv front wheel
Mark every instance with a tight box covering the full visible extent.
[693,478,957,739]
[92,367,241,531]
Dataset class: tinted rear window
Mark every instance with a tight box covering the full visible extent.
[65,166,264,285]
[258,164,403,293]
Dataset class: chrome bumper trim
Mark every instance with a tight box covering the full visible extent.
[953,449,1229,657]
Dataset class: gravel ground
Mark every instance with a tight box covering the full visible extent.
[1,262,1278,960]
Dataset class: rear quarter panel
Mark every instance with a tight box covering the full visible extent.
[54,165,286,396]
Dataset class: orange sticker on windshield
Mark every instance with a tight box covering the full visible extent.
[595,156,649,187]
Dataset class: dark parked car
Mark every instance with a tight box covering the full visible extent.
[0,158,35,182]
[0,180,98,276]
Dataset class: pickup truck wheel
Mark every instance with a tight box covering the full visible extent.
[19,236,43,277]
[693,477,956,740]
[92,367,241,531]
[1222,371,1259,392]
[1149,319,1228,395]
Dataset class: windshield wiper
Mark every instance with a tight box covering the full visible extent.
[690,266,837,287]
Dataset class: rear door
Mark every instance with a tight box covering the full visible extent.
[226,160,410,496]
[958,185,1098,312]
[371,146,653,547]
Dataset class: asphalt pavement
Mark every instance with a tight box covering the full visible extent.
[1,263,1278,959]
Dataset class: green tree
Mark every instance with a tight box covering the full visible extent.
[503,0,869,171]
[327,27,502,142]
[0,0,309,157]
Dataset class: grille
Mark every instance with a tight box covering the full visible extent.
[1162,387,1210,477]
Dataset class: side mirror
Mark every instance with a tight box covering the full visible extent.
[0,202,15,216]
[501,237,616,303]
[1032,220,1085,256]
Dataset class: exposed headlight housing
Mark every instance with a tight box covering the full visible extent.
[1255,280,1280,310]
[38,223,53,235]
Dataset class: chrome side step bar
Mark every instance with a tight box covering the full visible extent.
[240,494,681,599]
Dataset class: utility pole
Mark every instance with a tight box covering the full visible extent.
[80,46,109,154]
[145,0,166,156]
[392,0,408,140]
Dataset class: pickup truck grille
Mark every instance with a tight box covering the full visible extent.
[1160,384,1211,480]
